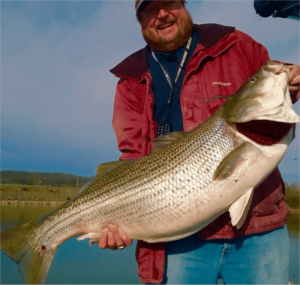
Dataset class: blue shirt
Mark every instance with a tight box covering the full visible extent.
[148,32,198,133]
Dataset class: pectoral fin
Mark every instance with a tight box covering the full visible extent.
[213,143,253,180]
[229,187,254,229]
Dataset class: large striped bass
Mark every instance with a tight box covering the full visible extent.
[1,61,300,284]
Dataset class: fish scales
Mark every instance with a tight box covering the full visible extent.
[2,61,300,284]
[35,115,235,245]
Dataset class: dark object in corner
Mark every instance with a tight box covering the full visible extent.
[254,0,299,20]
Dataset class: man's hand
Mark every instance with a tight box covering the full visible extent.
[287,64,300,96]
[98,224,132,250]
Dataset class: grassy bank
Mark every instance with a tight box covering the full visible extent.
[1,183,299,209]
[1,170,93,187]
[0,185,78,204]
[285,182,300,209]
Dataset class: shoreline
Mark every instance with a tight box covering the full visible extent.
[1,200,299,214]
[0,200,65,205]
[290,208,300,214]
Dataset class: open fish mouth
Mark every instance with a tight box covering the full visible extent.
[236,120,293,145]
[1,60,299,285]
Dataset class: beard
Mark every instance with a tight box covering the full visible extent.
[141,11,194,52]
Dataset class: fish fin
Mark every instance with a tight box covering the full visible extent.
[89,238,100,245]
[1,222,56,284]
[77,233,101,245]
[96,160,133,177]
[151,132,187,153]
[213,143,253,180]
[229,187,254,229]
[76,160,133,195]
[78,180,94,194]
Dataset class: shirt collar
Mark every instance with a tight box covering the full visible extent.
[110,24,235,79]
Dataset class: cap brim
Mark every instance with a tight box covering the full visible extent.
[136,0,152,12]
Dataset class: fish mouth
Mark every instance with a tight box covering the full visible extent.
[262,62,288,76]
[236,120,293,145]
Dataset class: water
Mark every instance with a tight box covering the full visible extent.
[1,204,299,284]
[0,204,139,284]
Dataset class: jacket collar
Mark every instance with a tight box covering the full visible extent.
[110,24,235,79]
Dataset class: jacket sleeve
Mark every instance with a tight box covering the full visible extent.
[112,78,145,160]
[235,29,271,72]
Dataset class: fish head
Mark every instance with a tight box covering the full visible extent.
[223,61,300,145]
[223,61,299,123]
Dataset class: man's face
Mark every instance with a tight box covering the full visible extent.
[139,1,193,52]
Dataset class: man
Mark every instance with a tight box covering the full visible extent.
[98,0,300,283]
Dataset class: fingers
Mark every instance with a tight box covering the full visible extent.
[110,231,124,249]
[287,65,300,96]
[119,230,133,247]
[287,65,300,84]
[290,84,299,95]
[290,74,300,86]
[107,224,125,249]
[98,224,132,250]
[98,228,109,249]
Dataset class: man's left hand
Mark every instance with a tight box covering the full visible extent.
[288,64,300,96]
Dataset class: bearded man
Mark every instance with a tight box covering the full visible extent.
[98,0,300,284]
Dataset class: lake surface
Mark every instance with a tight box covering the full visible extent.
[1,204,299,284]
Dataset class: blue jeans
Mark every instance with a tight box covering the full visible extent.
[162,226,289,284]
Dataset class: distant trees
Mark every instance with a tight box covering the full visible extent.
[0,170,94,188]
[285,182,300,209]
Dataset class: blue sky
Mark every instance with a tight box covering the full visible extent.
[1,0,299,180]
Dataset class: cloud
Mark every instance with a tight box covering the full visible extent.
[278,47,300,66]
[190,0,296,33]
[2,1,299,178]
[189,0,299,62]
[2,1,146,175]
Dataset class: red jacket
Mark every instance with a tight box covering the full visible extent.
[110,24,299,284]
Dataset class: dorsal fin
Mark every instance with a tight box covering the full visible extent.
[151,132,186,153]
[77,160,133,195]
[96,160,132,177]
[77,180,94,194]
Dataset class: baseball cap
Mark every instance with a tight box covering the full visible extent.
[135,0,152,12]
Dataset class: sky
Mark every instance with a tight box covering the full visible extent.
[1,0,300,181]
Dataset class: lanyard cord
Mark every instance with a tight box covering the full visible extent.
[151,36,192,103]
[151,37,192,135]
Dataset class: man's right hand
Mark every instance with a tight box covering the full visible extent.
[98,224,132,250]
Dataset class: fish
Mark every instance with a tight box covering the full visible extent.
[1,61,300,284]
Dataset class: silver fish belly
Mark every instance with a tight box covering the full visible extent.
[1,61,300,284]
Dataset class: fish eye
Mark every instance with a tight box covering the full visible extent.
[250,78,256,83]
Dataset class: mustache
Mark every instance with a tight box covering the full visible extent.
[141,12,194,51]
[156,22,175,30]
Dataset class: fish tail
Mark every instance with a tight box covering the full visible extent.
[1,222,56,284]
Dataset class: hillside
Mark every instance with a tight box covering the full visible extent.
[1,170,94,188]
[0,172,298,209]
[285,182,300,209]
